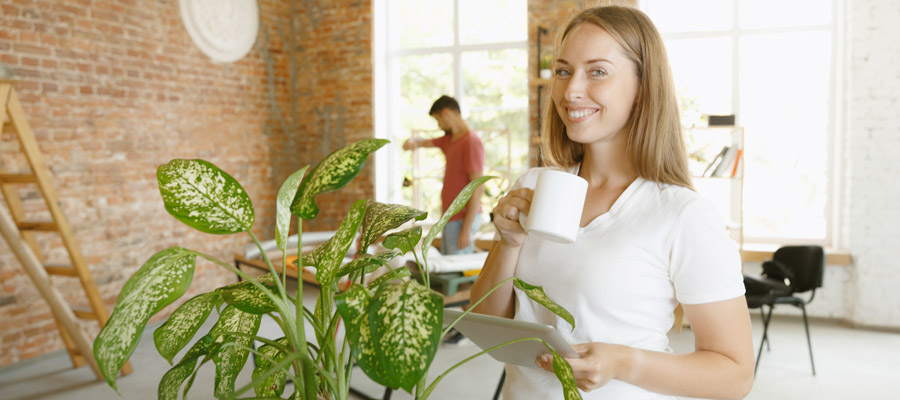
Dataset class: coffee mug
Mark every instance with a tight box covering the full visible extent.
[518,169,588,244]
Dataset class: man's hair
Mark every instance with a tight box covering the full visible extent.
[428,95,461,115]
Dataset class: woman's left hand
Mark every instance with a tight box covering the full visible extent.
[535,342,629,392]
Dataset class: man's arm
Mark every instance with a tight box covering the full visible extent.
[458,171,483,250]
[402,137,437,150]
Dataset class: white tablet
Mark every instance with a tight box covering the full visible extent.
[443,309,579,368]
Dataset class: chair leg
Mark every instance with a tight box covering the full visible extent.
[754,305,774,376]
[493,369,506,400]
[800,303,816,376]
[759,308,771,351]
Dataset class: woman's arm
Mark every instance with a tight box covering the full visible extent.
[469,188,533,318]
[537,296,755,400]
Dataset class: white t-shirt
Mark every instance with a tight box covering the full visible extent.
[502,167,745,400]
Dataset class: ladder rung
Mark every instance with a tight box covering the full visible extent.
[0,173,38,184]
[45,264,78,277]
[16,221,58,231]
[71,306,98,320]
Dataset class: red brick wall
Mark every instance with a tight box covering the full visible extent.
[0,0,373,367]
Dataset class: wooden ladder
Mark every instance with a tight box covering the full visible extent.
[0,81,132,378]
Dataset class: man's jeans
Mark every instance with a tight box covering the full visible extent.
[440,218,481,255]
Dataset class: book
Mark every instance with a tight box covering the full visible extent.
[713,147,739,177]
[730,148,743,177]
[702,146,729,177]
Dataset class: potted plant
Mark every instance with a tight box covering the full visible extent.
[540,54,554,79]
[92,139,580,399]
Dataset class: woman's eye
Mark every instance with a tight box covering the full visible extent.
[590,69,607,77]
[555,69,571,77]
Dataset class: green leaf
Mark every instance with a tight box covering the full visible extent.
[290,138,389,219]
[382,226,423,255]
[369,280,443,392]
[210,305,263,399]
[336,254,387,278]
[359,202,426,252]
[157,159,254,234]
[158,335,219,400]
[550,346,583,400]
[422,176,494,273]
[154,291,223,364]
[305,199,367,288]
[252,337,291,397]
[366,268,411,290]
[276,166,309,251]
[216,275,278,314]
[514,278,575,330]
[335,284,392,386]
[93,247,197,390]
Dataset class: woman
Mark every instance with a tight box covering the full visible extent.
[470,6,754,400]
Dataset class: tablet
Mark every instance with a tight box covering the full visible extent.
[443,309,578,368]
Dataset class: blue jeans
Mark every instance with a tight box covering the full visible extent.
[440,218,481,255]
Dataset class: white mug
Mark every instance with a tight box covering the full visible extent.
[518,169,588,244]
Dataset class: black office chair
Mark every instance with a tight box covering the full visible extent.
[744,245,825,376]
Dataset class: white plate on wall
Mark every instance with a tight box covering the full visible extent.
[179,0,259,63]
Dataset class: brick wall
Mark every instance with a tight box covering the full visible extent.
[0,0,374,367]
[845,0,900,328]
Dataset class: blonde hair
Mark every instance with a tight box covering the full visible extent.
[541,5,693,191]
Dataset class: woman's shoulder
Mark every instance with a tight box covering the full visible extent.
[642,180,711,214]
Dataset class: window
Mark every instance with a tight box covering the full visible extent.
[642,0,840,245]
[374,0,529,223]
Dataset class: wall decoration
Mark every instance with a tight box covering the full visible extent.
[179,0,259,63]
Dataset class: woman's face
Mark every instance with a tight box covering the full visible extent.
[552,23,639,146]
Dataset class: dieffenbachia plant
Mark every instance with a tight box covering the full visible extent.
[93,138,581,400]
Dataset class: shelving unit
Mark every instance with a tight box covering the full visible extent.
[686,125,744,249]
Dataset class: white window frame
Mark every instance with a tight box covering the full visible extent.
[640,0,844,248]
[374,0,528,212]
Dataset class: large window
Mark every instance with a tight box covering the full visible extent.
[642,0,840,245]
[374,0,529,223]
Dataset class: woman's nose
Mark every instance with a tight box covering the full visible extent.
[563,74,586,102]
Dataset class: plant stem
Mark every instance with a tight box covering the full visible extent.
[192,251,286,312]
[418,337,547,400]
[248,230,290,306]
[441,276,516,337]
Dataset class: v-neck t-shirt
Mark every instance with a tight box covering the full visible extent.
[502,166,745,400]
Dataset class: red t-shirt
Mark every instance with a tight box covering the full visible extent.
[431,131,485,221]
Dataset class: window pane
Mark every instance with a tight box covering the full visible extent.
[462,49,529,210]
[740,31,831,240]
[388,0,453,49]
[459,0,527,45]
[740,0,832,29]
[644,0,732,32]
[665,36,733,125]
[396,54,454,132]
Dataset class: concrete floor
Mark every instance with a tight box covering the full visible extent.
[2,283,899,399]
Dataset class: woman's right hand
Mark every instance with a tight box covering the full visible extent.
[492,188,533,248]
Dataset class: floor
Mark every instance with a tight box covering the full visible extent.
[2,284,899,400]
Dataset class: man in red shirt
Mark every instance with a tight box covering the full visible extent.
[403,95,485,255]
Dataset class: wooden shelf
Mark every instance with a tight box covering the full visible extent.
[530,78,553,87]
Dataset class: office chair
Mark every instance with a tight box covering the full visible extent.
[744,245,825,376]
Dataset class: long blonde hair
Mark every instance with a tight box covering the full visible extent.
[541,6,691,329]
[541,6,693,191]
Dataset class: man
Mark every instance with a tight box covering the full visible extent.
[403,95,485,255]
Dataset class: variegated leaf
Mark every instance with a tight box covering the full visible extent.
[252,337,290,398]
[336,254,386,278]
[290,138,389,219]
[311,199,367,288]
[359,202,426,252]
[158,335,219,400]
[157,159,254,234]
[210,305,263,399]
[382,226,423,255]
[276,166,309,251]
[154,291,223,364]
[514,278,575,330]
[334,284,392,386]
[366,268,411,290]
[94,247,197,389]
[422,176,494,273]
[550,346,583,400]
[217,275,278,314]
[369,280,443,392]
